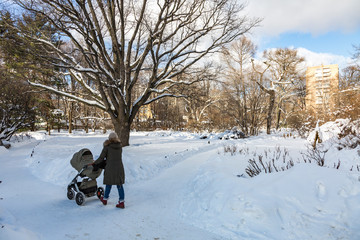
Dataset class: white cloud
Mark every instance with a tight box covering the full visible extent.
[253,47,354,72]
[296,47,354,70]
[245,0,360,36]
[242,0,360,70]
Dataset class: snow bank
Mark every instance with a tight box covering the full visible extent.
[26,131,48,141]
[181,163,360,240]
[307,119,351,143]
[306,119,360,170]
[24,131,206,186]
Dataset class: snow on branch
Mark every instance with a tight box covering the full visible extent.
[28,81,106,110]
[68,69,101,98]
[339,87,360,93]
[143,94,186,105]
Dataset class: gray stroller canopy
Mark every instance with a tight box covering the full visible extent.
[70,148,102,180]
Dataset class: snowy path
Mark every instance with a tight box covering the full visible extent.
[1,131,360,240]
[0,132,226,240]
[125,145,224,240]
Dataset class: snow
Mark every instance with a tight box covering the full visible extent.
[1,127,360,240]
[307,119,351,143]
[306,119,360,170]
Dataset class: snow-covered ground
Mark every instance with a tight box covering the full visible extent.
[1,126,360,240]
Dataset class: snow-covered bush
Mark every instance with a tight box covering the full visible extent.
[199,127,247,140]
[218,127,246,140]
[307,119,360,150]
[336,119,360,150]
[0,74,36,148]
[304,119,360,171]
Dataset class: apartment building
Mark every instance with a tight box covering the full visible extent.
[306,64,339,114]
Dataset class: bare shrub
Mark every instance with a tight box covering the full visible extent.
[350,165,360,172]
[246,158,262,177]
[301,145,328,167]
[245,146,294,177]
[222,144,251,156]
[238,146,249,155]
[334,160,341,170]
[223,144,238,156]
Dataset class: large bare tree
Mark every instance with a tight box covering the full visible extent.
[13,0,260,145]
[251,48,304,134]
[263,48,305,129]
[221,37,263,135]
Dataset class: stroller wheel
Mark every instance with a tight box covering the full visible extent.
[67,188,75,200]
[75,192,86,206]
[96,187,104,200]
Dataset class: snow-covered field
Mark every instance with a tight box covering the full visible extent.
[1,126,360,240]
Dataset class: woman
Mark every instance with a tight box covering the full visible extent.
[93,132,125,208]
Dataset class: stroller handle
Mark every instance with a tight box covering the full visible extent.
[78,165,89,174]
[82,164,92,170]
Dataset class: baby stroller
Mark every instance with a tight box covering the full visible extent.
[67,148,104,206]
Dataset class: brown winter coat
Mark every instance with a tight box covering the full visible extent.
[94,139,125,185]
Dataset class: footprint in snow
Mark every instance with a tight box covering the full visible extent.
[316,181,326,201]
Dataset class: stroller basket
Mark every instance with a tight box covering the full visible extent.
[78,178,98,196]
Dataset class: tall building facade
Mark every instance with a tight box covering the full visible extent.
[306,64,339,114]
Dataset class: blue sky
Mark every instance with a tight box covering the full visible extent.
[260,31,360,57]
[245,0,360,68]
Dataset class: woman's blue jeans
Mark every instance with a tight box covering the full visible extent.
[104,184,125,202]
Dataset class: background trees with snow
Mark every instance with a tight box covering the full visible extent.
[0,64,36,148]
[11,0,260,145]
[337,56,360,120]
[249,48,305,134]
[0,11,53,147]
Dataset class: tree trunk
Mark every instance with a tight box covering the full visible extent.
[85,120,89,133]
[68,103,73,134]
[57,116,61,132]
[266,90,275,134]
[113,120,131,147]
[276,103,282,130]
[242,83,249,135]
[47,118,51,135]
